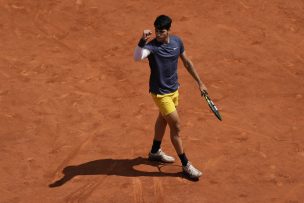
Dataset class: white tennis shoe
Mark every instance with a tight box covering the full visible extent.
[148,149,175,163]
[182,162,202,179]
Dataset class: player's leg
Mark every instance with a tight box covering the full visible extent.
[164,109,202,179]
[149,93,175,163]
[149,112,169,158]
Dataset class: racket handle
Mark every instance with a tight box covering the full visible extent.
[201,90,208,96]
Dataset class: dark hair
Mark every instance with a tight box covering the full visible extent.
[154,15,172,30]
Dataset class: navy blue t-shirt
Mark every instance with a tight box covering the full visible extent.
[144,35,184,95]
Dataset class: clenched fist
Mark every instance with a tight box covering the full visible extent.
[142,30,152,41]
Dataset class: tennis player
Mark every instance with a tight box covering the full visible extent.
[134,15,207,179]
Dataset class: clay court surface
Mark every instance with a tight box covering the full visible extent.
[1,0,304,202]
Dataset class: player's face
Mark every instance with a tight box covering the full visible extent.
[155,28,169,42]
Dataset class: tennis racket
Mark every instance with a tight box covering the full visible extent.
[201,90,222,121]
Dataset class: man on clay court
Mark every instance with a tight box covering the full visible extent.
[134,15,207,179]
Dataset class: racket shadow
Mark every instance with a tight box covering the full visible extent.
[49,157,185,188]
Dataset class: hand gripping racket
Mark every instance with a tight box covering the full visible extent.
[201,90,222,121]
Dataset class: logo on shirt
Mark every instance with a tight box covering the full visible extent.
[173,47,178,50]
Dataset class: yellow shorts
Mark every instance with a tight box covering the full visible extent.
[151,90,179,116]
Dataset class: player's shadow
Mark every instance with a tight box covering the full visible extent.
[49,157,189,187]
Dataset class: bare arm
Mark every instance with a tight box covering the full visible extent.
[180,51,208,93]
